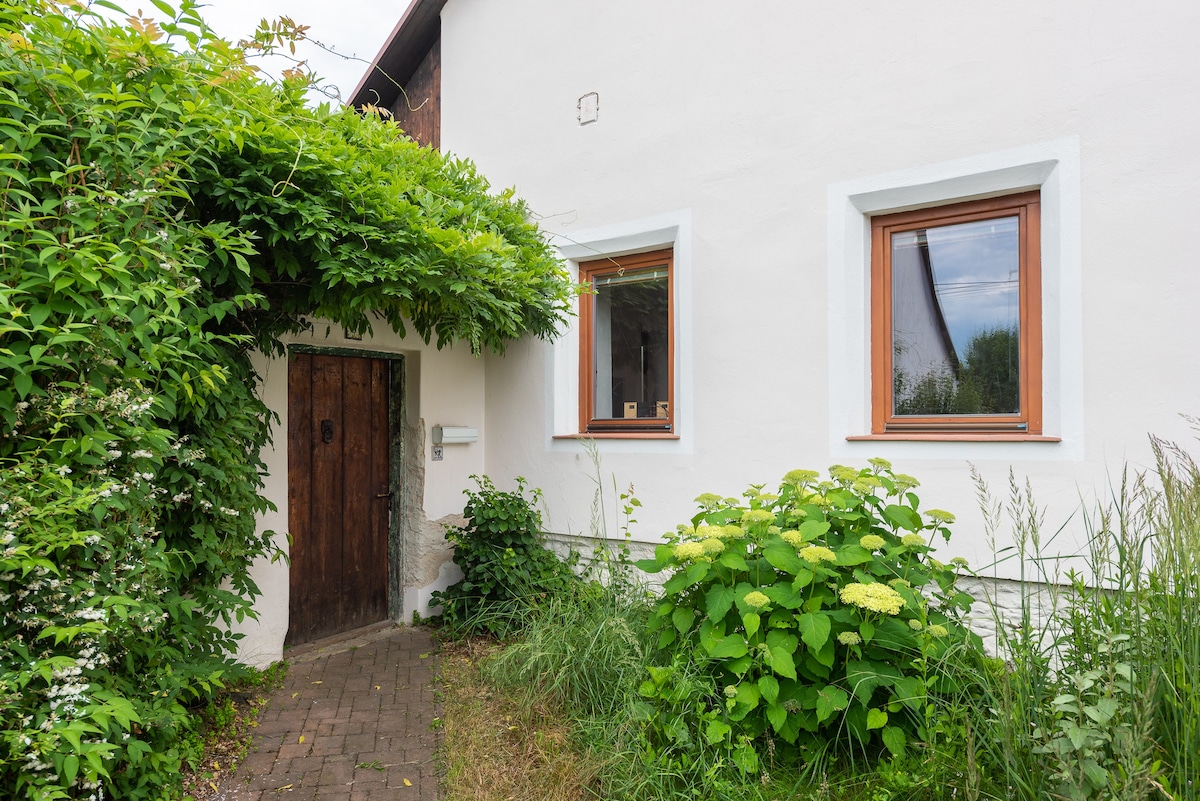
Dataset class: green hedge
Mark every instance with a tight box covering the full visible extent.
[0,2,573,797]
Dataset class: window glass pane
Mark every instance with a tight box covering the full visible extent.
[592,270,669,421]
[891,216,1020,416]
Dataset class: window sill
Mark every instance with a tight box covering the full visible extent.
[553,433,681,440]
[847,433,1061,442]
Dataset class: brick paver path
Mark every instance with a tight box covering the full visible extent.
[224,624,439,800]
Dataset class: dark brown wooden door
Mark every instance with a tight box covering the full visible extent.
[287,353,390,645]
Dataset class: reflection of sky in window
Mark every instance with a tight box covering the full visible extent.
[924,217,1019,359]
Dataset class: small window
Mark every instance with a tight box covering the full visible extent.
[871,192,1041,435]
[579,249,674,434]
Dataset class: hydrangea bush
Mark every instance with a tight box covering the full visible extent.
[637,461,981,765]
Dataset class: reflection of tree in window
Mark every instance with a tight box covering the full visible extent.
[891,217,1020,416]
[593,272,668,419]
[894,326,1019,415]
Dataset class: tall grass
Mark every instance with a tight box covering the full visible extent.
[476,443,777,800]
[483,580,652,717]
[966,432,1200,801]
[479,576,810,801]
[1143,435,1200,798]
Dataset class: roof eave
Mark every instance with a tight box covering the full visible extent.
[349,0,447,110]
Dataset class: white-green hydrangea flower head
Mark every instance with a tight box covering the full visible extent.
[783,469,820,487]
[839,582,906,616]
[926,509,956,525]
[741,509,776,526]
[743,591,770,609]
[781,530,805,547]
[858,534,886,551]
[673,541,707,561]
[799,545,837,564]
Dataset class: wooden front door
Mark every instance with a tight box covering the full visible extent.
[287,352,391,645]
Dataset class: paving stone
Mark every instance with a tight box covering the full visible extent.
[215,625,439,801]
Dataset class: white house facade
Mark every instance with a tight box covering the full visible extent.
[233,0,1200,664]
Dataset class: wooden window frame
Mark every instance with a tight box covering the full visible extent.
[870,191,1042,437]
[578,249,675,436]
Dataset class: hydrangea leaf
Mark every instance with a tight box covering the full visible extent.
[798,520,831,539]
[764,542,805,574]
[672,604,695,634]
[758,674,780,705]
[704,718,731,745]
[797,612,831,654]
[705,583,736,622]
[815,685,849,723]
[883,504,922,532]
[766,700,788,733]
[707,633,749,659]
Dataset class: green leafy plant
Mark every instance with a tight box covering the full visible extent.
[1030,634,1144,800]
[968,443,1195,801]
[432,476,579,636]
[0,0,573,796]
[637,461,981,765]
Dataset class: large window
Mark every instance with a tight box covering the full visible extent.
[870,192,1041,435]
[579,249,674,434]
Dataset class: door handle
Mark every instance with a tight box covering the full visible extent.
[375,493,390,499]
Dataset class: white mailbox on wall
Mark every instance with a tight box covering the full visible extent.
[432,425,478,445]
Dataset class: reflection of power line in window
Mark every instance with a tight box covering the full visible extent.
[934,279,1017,288]
[933,279,1018,298]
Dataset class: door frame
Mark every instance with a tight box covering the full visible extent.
[287,344,407,625]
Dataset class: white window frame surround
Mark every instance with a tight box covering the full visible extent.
[547,209,693,454]
[828,137,1084,462]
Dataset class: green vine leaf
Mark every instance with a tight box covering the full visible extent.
[882,725,907,757]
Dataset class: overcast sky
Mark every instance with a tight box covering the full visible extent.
[191,0,412,106]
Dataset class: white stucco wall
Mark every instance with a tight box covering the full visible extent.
[232,322,486,666]
[433,1,1200,574]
